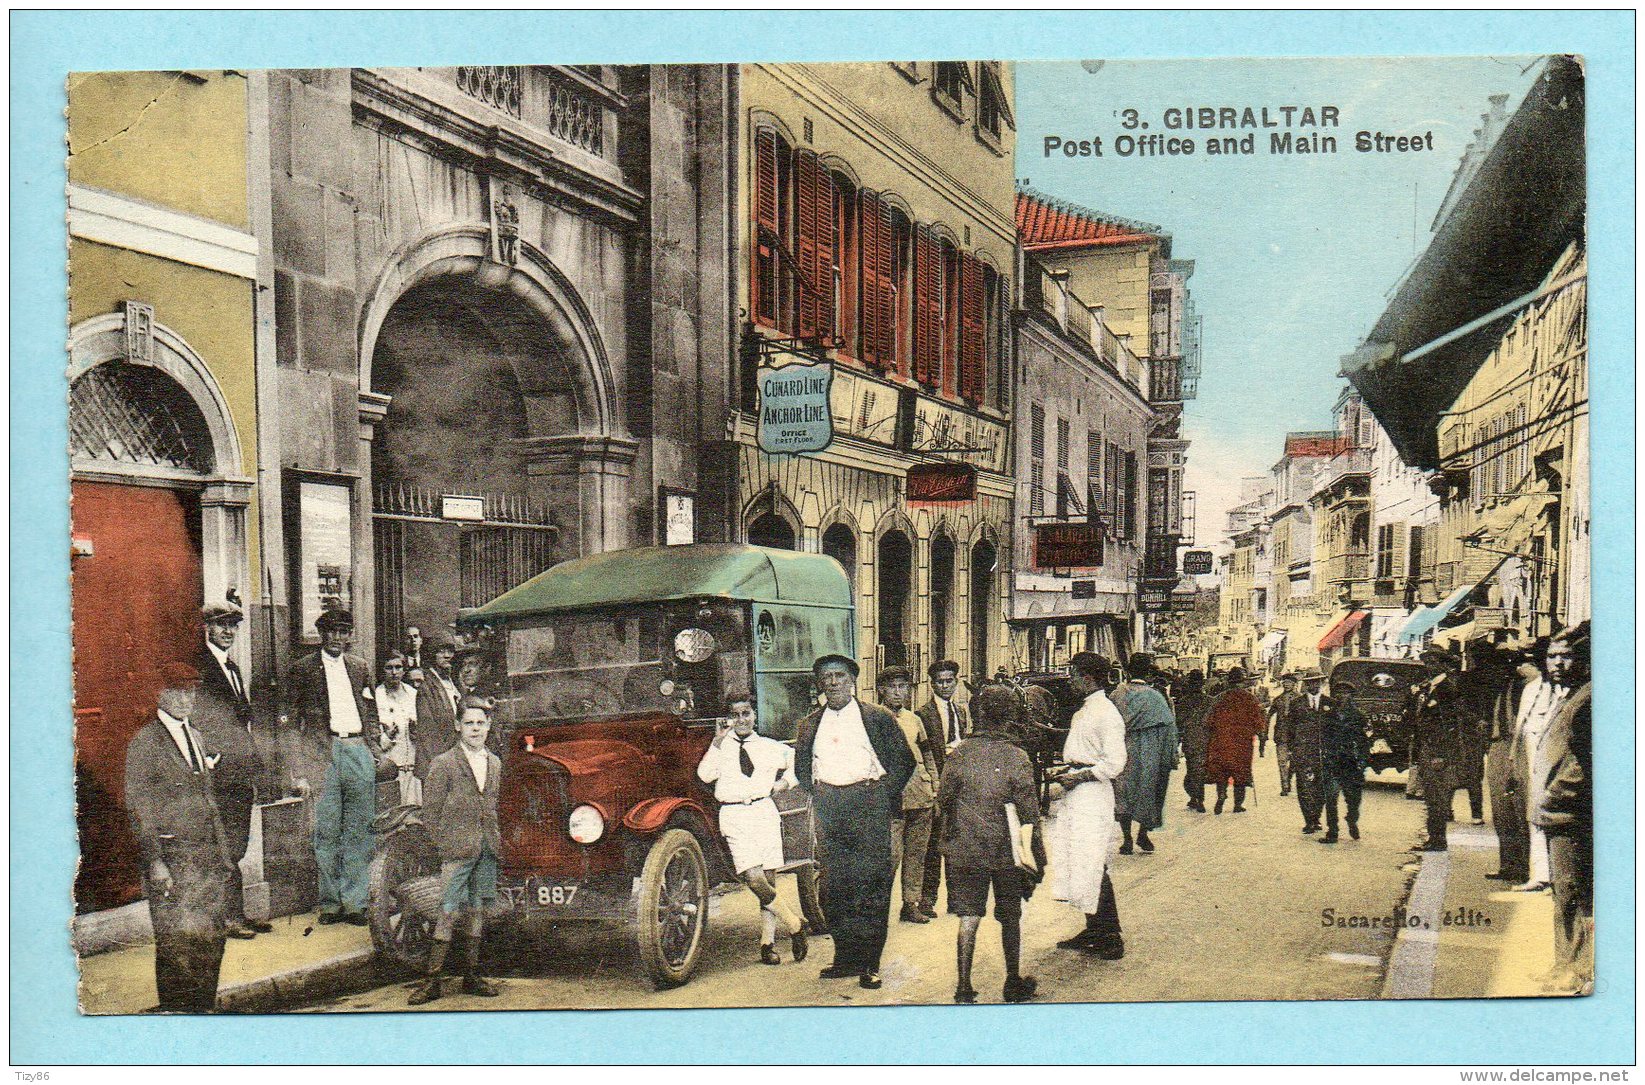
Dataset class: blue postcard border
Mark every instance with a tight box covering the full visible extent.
[11,9,1635,1065]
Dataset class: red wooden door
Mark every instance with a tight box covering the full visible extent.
[71,481,203,912]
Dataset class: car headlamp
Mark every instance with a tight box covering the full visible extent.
[568,804,606,845]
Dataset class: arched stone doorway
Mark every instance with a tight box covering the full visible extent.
[878,529,914,670]
[821,522,857,591]
[748,512,797,550]
[930,532,957,669]
[362,227,634,655]
[69,313,251,912]
[970,537,998,679]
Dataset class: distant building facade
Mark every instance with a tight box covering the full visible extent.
[1007,254,1153,671]
[1345,57,1586,649]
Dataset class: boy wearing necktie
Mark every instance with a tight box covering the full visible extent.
[697,692,808,964]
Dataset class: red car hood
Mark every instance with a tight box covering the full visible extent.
[524,738,651,778]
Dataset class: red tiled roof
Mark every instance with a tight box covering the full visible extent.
[1283,433,1352,458]
[1016,186,1164,251]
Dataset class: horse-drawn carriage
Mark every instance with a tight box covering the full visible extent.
[368,544,847,988]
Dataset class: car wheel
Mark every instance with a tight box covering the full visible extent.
[636,828,708,989]
[368,825,441,978]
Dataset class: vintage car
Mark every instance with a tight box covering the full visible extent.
[1325,657,1430,775]
[368,543,852,988]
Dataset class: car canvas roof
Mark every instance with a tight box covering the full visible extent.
[466,543,852,621]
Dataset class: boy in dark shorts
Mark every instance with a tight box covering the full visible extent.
[936,684,1041,1004]
[409,695,503,1004]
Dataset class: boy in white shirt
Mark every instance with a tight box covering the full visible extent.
[697,692,808,965]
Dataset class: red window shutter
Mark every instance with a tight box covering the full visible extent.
[753,128,778,324]
[794,149,820,339]
[875,201,896,366]
[857,192,882,363]
[960,253,986,402]
[813,165,836,342]
[913,227,940,385]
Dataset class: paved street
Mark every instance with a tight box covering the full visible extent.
[300,767,1432,1012]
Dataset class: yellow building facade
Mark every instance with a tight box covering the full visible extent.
[67,71,264,919]
[1432,245,1589,639]
[732,62,1018,699]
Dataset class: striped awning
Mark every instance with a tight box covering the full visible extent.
[1318,610,1368,651]
[1397,585,1476,645]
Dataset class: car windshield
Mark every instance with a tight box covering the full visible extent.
[503,602,748,723]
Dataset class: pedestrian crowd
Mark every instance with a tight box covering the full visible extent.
[122,598,1593,1012]
[123,604,498,1011]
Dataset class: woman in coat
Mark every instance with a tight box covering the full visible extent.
[1112,654,1178,854]
[1203,668,1267,813]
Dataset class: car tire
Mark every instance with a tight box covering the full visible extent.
[636,828,708,989]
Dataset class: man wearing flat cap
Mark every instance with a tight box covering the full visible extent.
[193,602,271,938]
[414,637,461,780]
[1409,646,1469,852]
[281,608,381,924]
[124,663,236,1010]
[794,654,915,991]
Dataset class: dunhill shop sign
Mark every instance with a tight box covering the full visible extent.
[757,361,834,454]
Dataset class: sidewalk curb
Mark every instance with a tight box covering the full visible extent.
[217,946,381,1013]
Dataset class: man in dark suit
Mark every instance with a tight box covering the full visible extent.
[1316,678,1372,844]
[280,608,381,924]
[413,638,459,780]
[914,659,968,917]
[124,663,236,1011]
[194,602,271,938]
[401,624,425,686]
[794,654,915,991]
[1288,670,1333,833]
[1410,647,1470,852]
[1268,673,1302,797]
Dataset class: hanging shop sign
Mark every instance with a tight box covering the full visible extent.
[1140,587,1172,612]
[907,462,977,505]
[1071,580,1097,600]
[1032,522,1105,569]
[1170,593,1199,612]
[1182,549,1215,575]
[756,361,835,454]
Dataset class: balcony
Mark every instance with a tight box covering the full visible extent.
[1150,357,1184,404]
[1143,533,1180,581]
[1319,448,1373,490]
[1025,265,1147,391]
[1325,550,1370,585]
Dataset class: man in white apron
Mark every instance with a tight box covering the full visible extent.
[1051,652,1128,958]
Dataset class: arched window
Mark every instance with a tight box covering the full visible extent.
[940,236,960,397]
[889,207,915,376]
[971,538,997,677]
[822,522,857,590]
[930,533,956,666]
[830,172,856,350]
[877,529,914,668]
[70,361,215,474]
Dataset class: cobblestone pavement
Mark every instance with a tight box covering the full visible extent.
[299,768,1441,1012]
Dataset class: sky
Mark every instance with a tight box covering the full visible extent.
[1013,56,1545,550]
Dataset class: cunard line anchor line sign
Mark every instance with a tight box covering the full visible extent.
[756,357,835,455]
